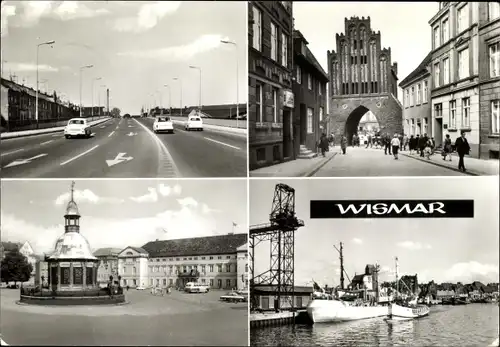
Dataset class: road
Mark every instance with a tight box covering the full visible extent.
[0,288,248,346]
[312,146,465,176]
[0,117,247,178]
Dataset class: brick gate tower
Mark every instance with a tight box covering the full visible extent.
[327,16,403,144]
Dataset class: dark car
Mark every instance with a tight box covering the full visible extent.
[123,114,131,118]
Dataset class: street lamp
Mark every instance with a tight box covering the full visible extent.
[221,40,239,128]
[79,65,93,117]
[36,40,55,122]
[173,77,182,117]
[91,77,102,118]
[189,65,202,112]
[163,84,171,115]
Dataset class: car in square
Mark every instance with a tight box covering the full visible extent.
[185,116,203,131]
[153,116,174,134]
[219,291,247,303]
[64,118,91,139]
[184,282,209,293]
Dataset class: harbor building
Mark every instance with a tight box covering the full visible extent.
[94,248,121,287]
[327,16,403,144]
[248,1,294,170]
[251,285,313,312]
[292,30,329,158]
[399,53,433,141]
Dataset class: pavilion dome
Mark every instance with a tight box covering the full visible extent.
[65,200,80,216]
[47,231,97,260]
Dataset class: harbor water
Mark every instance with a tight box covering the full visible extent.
[251,304,499,346]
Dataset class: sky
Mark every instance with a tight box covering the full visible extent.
[250,178,499,287]
[1,179,248,255]
[0,1,247,114]
[293,2,438,107]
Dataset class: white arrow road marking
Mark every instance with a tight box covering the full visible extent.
[108,131,115,137]
[4,153,48,168]
[127,132,138,136]
[106,152,133,167]
[204,137,241,150]
[40,140,53,145]
[0,337,8,345]
[100,126,106,128]
[60,145,99,166]
[0,148,24,157]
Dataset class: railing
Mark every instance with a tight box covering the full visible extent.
[1,115,109,133]
[20,285,123,297]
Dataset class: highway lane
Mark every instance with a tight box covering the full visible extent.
[0,117,247,178]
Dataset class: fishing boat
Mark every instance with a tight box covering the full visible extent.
[386,257,430,320]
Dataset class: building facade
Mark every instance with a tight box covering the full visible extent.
[292,30,329,156]
[248,1,294,170]
[327,16,403,144]
[236,243,249,290]
[94,248,121,287]
[478,2,500,159]
[251,285,313,312]
[399,53,434,141]
[117,247,149,288]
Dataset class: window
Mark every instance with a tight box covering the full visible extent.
[423,81,428,103]
[457,4,469,33]
[252,6,262,51]
[405,89,409,107]
[308,74,312,90]
[296,65,302,84]
[217,264,222,272]
[281,33,288,67]
[434,26,440,48]
[442,18,449,42]
[319,107,324,122]
[423,118,428,134]
[209,265,213,272]
[270,22,277,61]
[489,2,500,20]
[492,100,500,134]
[256,83,263,123]
[272,88,278,123]
[226,279,231,288]
[490,43,500,78]
[458,48,469,80]
[318,81,322,95]
[462,98,470,128]
[434,103,442,119]
[434,62,440,88]
[417,84,421,104]
[410,86,415,107]
[443,58,449,84]
[245,264,248,272]
[307,107,313,133]
[450,100,457,129]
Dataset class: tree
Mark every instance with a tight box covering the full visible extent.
[110,107,121,118]
[1,248,33,285]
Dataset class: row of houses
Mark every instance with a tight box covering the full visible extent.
[400,1,500,159]
[248,1,329,170]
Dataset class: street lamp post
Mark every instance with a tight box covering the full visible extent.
[163,84,171,115]
[36,40,55,123]
[91,77,102,118]
[189,66,202,112]
[220,40,239,128]
[79,65,93,117]
[173,78,182,117]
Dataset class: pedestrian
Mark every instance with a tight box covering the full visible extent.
[329,132,335,147]
[398,133,404,151]
[424,138,433,160]
[403,134,409,151]
[409,135,415,154]
[454,131,471,172]
[340,135,348,155]
[319,133,329,157]
[442,134,452,161]
[384,133,392,155]
[418,134,427,157]
[367,134,372,148]
[391,133,400,160]
[430,137,436,155]
[352,133,358,147]
[415,134,420,155]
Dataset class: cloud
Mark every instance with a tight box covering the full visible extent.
[130,183,182,203]
[443,261,499,284]
[18,1,54,27]
[112,1,181,33]
[117,34,229,62]
[130,187,158,203]
[55,189,124,206]
[6,62,58,73]
[177,197,198,208]
[397,241,432,250]
[352,238,363,244]
[53,1,110,21]
[1,3,16,37]
[158,183,182,197]
[201,203,221,215]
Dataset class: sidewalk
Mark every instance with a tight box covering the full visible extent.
[250,149,337,177]
[401,150,499,176]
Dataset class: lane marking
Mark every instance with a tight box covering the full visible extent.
[0,148,24,157]
[0,337,8,345]
[204,137,241,150]
[60,145,99,166]
[4,153,48,168]
[40,140,53,145]
[108,131,115,137]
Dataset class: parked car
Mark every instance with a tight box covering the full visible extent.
[153,116,174,134]
[220,291,247,303]
[185,116,203,131]
[123,114,131,118]
[184,282,209,293]
[64,118,91,139]
[136,286,146,290]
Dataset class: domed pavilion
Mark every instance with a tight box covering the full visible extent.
[45,181,100,291]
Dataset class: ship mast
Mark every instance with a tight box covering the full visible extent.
[339,242,345,290]
[395,256,399,301]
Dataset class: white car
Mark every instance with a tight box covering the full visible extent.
[64,118,91,138]
[184,282,209,293]
[136,286,146,290]
[153,116,174,134]
[220,291,247,303]
[185,116,203,131]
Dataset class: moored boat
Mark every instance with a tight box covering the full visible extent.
[307,298,388,323]
[389,302,430,319]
